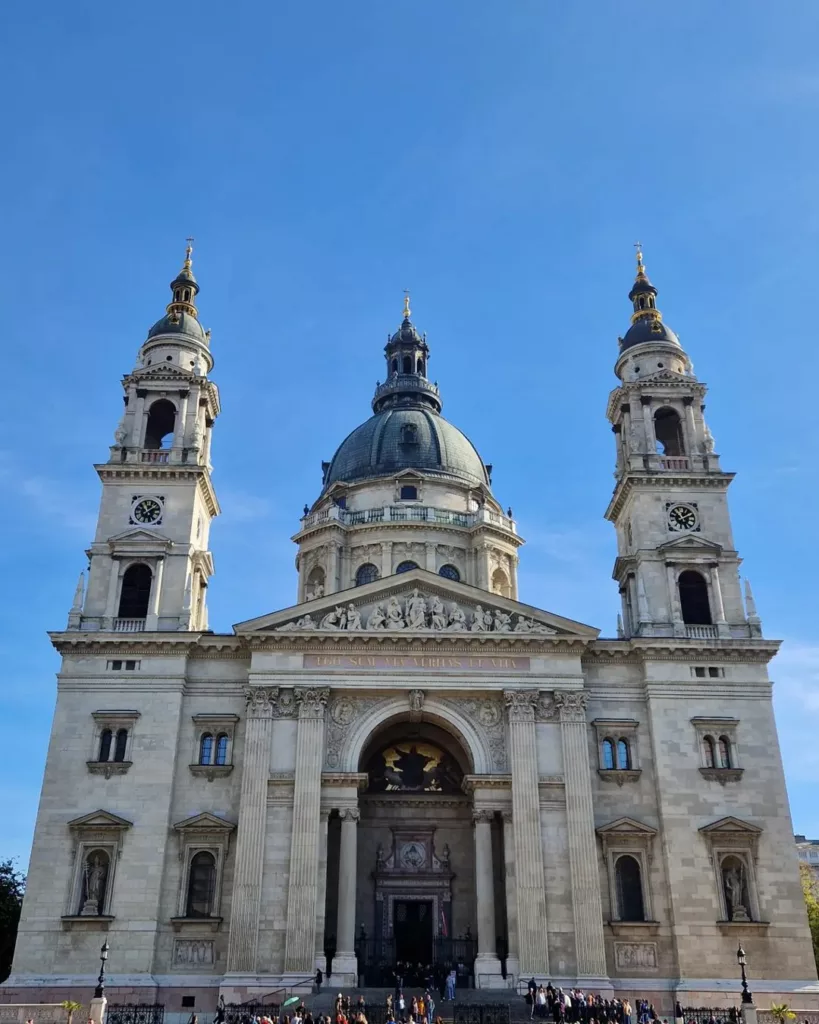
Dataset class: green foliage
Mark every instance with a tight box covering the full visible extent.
[768,1005,796,1024]
[0,859,26,983]
[800,863,819,973]
[60,1001,84,1024]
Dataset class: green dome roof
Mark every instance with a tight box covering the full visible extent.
[323,407,490,491]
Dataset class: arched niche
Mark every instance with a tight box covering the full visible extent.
[340,697,493,776]
[359,720,472,794]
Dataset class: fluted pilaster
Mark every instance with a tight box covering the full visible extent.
[336,808,360,956]
[226,686,277,973]
[502,811,520,979]
[283,687,330,973]
[472,810,497,958]
[504,690,549,976]
[314,809,331,970]
[555,690,607,978]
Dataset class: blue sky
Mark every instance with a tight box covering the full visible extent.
[1,1,818,866]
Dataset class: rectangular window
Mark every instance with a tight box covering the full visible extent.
[708,666,723,678]
[107,660,141,671]
[693,666,706,678]
[125,660,138,670]
[182,998,195,1009]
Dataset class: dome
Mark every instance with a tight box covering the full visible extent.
[323,407,490,491]
[620,317,681,351]
[146,310,207,342]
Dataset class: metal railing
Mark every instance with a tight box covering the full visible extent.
[113,617,146,632]
[106,1006,164,1024]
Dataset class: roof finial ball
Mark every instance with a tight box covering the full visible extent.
[403,289,411,322]
[634,240,646,278]
[184,236,194,270]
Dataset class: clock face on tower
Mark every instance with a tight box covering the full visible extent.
[130,496,164,526]
[667,503,698,532]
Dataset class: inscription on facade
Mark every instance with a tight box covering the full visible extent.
[614,942,657,970]
[305,654,530,671]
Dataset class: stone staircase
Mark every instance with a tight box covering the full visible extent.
[308,988,526,1018]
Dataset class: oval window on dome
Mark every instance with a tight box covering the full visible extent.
[396,561,419,574]
[439,564,460,582]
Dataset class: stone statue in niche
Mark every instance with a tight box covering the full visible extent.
[723,860,750,921]
[80,852,108,915]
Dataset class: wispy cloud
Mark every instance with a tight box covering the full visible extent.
[0,451,96,534]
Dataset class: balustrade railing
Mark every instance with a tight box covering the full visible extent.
[300,504,515,534]
[140,450,170,464]
[114,617,146,632]
[685,624,718,639]
[659,455,690,470]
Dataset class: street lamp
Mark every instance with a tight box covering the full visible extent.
[94,940,110,999]
[736,943,753,1005]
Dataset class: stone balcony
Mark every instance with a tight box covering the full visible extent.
[107,446,209,467]
[299,503,517,535]
[372,374,440,405]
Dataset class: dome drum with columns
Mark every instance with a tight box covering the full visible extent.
[6,249,816,1010]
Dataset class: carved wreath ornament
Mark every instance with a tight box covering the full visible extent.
[276,588,556,635]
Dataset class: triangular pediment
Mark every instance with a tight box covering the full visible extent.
[134,364,193,380]
[173,812,235,833]
[108,527,172,545]
[68,809,133,830]
[658,534,723,555]
[639,369,689,383]
[596,816,658,837]
[699,816,762,835]
[234,567,599,638]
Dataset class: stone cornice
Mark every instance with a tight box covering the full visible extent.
[244,632,591,654]
[293,517,524,549]
[95,463,220,517]
[583,638,780,664]
[605,471,734,523]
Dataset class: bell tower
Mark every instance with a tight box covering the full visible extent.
[68,243,221,633]
[604,247,761,640]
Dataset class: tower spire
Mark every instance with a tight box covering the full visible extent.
[166,238,200,323]
[403,289,412,322]
[628,242,662,324]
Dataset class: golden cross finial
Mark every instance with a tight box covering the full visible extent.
[634,240,645,274]
[403,289,411,320]
[184,236,194,268]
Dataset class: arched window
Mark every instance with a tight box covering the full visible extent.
[355,563,379,587]
[215,733,229,766]
[439,564,460,582]
[79,849,110,915]
[718,736,732,768]
[199,733,214,765]
[400,423,418,444]
[186,851,216,918]
[702,735,716,768]
[113,728,128,762]
[417,358,425,375]
[491,568,511,598]
[143,399,176,450]
[601,738,615,770]
[98,728,112,762]
[118,563,152,619]
[615,855,646,921]
[616,738,631,770]
[654,407,685,456]
[396,561,418,574]
[678,570,712,625]
[306,567,325,600]
[391,359,398,374]
[402,355,412,374]
[400,485,418,500]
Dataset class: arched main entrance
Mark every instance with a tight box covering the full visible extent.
[322,716,508,988]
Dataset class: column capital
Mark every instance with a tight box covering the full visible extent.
[339,807,360,823]
[245,685,280,719]
[501,810,513,824]
[554,690,588,723]
[504,689,537,723]
[296,686,330,719]
[472,809,495,825]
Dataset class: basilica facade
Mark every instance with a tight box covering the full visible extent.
[5,248,818,1010]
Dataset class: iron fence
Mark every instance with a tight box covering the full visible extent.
[223,1004,281,1024]
[106,1006,164,1024]
[682,1009,740,1024]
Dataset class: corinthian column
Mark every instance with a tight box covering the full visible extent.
[502,811,521,982]
[314,809,331,974]
[555,690,607,979]
[332,807,360,985]
[504,690,549,977]
[226,687,277,973]
[472,810,498,964]
[283,687,330,976]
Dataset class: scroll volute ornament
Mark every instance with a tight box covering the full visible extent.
[296,687,330,719]
[504,689,538,723]
[245,686,279,719]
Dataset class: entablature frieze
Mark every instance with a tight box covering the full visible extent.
[605,472,734,523]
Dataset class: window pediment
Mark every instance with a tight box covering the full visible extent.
[173,812,236,836]
[597,817,658,838]
[658,534,723,556]
[699,816,761,837]
[68,809,133,833]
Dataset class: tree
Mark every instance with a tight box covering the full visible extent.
[60,1001,83,1024]
[800,863,819,973]
[769,1006,796,1024]
[0,859,26,982]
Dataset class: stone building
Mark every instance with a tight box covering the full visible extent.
[5,247,818,1009]
[795,836,819,881]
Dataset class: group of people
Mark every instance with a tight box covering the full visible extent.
[525,984,664,1024]
[329,990,445,1024]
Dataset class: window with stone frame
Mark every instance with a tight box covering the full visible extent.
[692,717,743,781]
[88,710,140,776]
[592,718,641,782]
[699,817,764,924]
[172,813,235,925]
[64,810,132,925]
[596,817,658,924]
[190,714,238,779]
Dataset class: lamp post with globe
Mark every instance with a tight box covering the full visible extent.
[737,943,753,1005]
[94,940,110,999]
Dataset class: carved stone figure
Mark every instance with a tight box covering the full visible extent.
[113,416,127,446]
[367,604,387,630]
[471,605,487,632]
[408,689,425,718]
[306,583,324,601]
[320,606,346,630]
[723,862,749,921]
[81,853,108,914]
[448,602,467,630]
[429,595,447,631]
[493,610,512,632]
[346,604,362,630]
[406,589,428,630]
[386,596,406,629]
[704,423,716,454]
